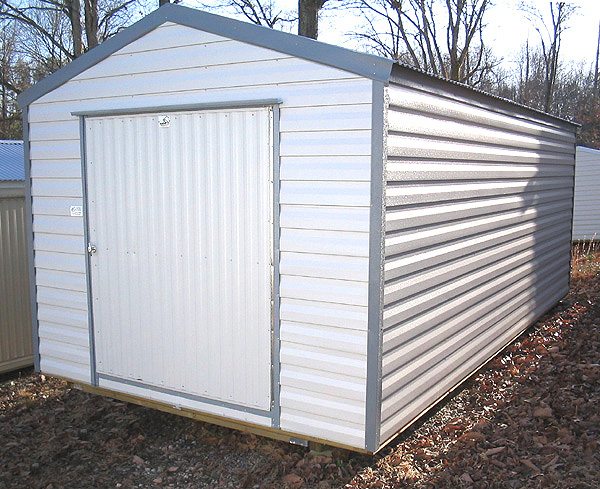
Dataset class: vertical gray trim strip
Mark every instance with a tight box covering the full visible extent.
[365,80,386,452]
[23,107,39,372]
[271,104,282,429]
[567,140,577,282]
[79,116,98,386]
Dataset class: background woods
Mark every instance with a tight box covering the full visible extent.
[1,0,599,146]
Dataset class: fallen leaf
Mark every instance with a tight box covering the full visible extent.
[132,455,144,465]
[459,431,486,441]
[533,407,553,418]
[485,446,505,457]
[460,473,473,484]
[281,473,303,487]
[520,459,541,472]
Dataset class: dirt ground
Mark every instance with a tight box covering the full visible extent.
[1,245,599,489]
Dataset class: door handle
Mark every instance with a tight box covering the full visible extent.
[88,243,97,255]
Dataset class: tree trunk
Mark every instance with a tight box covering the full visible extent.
[298,0,326,39]
[70,0,83,57]
[159,0,169,6]
[594,20,600,94]
[84,0,99,50]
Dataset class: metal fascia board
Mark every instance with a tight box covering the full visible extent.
[22,107,39,372]
[271,103,282,429]
[71,99,283,117]
[18,4,393,108]
[79,116,98,386]
[365,80,386,452]
[389,64,579,131]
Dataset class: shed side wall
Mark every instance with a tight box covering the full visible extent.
[0,186,33,373]
[572,146,600,240]
[27,22,371,448]
[380,76,576,444]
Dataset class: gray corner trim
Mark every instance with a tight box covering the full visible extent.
[271,103,282,429]
[79,116,98,387]
[71,99,284,117]
[97,373,272,418]
[18,3,393,108]
[568,141,577,283]
[365,80,386,453]
[23,107,40,372]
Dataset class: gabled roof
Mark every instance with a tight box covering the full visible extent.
[17,3,578,131]
[0,140,24,181]
[17,3,393,108]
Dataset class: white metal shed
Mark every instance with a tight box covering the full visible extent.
[18,4,577,452]
[573,146,600,240]
[0,140,33,374]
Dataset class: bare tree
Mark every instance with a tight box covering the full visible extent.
[520,1,577,112]
[0,0,143,62]
[199,0,332,38]
[594,19,599,95]
[0,21,32,137]
[298,0,328,38]
[198,0,294,30]
[349,0,492,84]
[0,0,149,137]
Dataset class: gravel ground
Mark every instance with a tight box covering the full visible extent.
[1,247,598,489]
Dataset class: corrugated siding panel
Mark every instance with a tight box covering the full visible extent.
[0,190,33,373]
[28,21,372,448]
[380,81,575,444]
[572,146,600,240]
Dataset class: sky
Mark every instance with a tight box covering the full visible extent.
[259,0,600,72]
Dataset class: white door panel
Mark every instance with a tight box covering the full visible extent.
[86,108,273,410]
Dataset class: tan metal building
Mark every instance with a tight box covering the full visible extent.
[0,140,33,374]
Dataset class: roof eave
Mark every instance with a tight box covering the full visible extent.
[390,63,579,131]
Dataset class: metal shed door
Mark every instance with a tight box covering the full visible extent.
[85,108,273,411]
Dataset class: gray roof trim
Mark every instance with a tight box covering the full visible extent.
[390,64,579,131]
[18,3,393,108]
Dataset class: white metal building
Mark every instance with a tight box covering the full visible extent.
[573,146,600,240]
[18,4,577,452]
[0,140,33,374]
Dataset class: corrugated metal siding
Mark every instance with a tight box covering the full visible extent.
[86,108,273,411]
[380,79,575,444]
[573,146,600,240]
[0,187,33,373]
[27,21,372,447]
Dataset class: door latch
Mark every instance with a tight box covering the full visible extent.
[87,243,97,255]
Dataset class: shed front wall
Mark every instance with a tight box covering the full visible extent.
[27,21,373,448]
[380,72,576,445]
[0,184,33,373]
[572,146,600,240]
